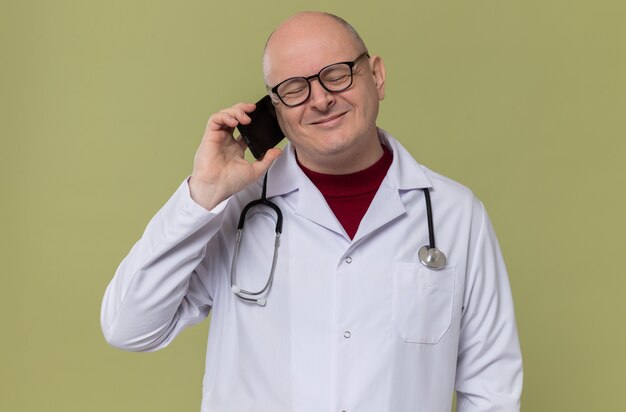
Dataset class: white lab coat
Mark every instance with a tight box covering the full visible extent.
[101,129,522,412]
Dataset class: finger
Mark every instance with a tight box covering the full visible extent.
[206,102,256,131]
[235,134,248,150]
[224,103,256,126]
[251,147,283,177]
[221,102,256,119]
[232,102,256,113]
[207,112,239,131]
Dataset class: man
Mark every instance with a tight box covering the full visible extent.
[101,11,522,412]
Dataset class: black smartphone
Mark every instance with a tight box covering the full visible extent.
[236,95,285,159]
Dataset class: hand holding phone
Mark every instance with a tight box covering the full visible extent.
[236,95,285,159]
[189,101,283,211]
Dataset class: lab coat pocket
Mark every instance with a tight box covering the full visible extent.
[392,263,455,344]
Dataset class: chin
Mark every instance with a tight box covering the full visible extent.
[316,132,353,153]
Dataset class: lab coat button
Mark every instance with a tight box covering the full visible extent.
[343,331,351,339]
[345,257,352,263]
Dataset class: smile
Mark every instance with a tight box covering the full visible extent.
[309,111,348,127]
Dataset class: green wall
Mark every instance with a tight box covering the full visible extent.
[2,1,625,410]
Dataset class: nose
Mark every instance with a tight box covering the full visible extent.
[307,77,334,111]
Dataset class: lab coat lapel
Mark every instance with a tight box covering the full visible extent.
[295,181,346,236]
[265,143,345,236]
[351,181,406,243]
[353,130,434,243]
[264,131,434,239]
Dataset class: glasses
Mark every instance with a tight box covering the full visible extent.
[270,52,370,107]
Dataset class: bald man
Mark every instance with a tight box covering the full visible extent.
[102,12,522,412]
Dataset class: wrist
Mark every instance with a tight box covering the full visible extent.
[187,176,228,211]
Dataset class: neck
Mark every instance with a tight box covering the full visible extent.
[294,130,384,175]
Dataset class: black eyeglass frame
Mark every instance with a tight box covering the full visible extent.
[269,52,370,107]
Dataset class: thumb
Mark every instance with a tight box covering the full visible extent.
[252,147,283,178]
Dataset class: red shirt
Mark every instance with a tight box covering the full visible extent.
[298,146,393,239]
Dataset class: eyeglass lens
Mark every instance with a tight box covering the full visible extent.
[276,63,353,106]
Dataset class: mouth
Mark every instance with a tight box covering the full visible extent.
[309,111,348,127]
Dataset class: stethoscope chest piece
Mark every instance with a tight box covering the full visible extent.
[418,246,447,270]
[418,188,447,270]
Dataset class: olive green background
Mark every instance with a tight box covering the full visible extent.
[1,0,625,411]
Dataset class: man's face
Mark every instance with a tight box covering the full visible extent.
[263,15,385,172]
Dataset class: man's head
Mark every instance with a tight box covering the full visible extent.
[263,12,386,173]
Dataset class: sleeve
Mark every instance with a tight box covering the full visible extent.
[455,202,523,411]
[100,178,230,352]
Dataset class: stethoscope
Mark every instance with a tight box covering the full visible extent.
[230,172,447,305]
[230,173,283,306]
[417,187,448,270]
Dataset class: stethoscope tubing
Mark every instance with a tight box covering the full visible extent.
[418,188,447,270]
[231,173,448,305]
[422,188,436,249]
[230,173,283,306]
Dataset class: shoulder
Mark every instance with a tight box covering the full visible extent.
[421,165,477,204]
[380,129,485,231]
[381,129,477,203]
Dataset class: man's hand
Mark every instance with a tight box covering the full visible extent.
[188,102,283,210]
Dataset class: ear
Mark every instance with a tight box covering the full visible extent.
[370,55,386,100]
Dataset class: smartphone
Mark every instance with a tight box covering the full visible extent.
[236,95,285,159]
